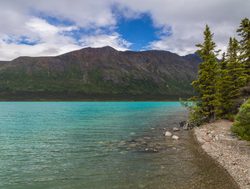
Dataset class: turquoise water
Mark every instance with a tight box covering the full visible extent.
[0,102,237,189]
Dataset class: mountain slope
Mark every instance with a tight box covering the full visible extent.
[0,46,199,100]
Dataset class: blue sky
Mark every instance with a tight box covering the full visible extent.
[0,0,249,60]
[39,12,170,51]
[116,13,171,50]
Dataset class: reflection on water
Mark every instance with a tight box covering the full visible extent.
[0,102,238,189]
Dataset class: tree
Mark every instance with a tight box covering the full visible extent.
[237,18,250,79]
[215,52,230,117]
[226,38,247,110]
[215,38,247,118]
[192,25,219,122]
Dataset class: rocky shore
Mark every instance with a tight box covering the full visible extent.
[193,120,250,189]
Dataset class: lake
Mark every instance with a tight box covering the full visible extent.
[0,102,237,189]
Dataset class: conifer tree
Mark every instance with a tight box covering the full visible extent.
[216,38,247,117]
[215,52,230,117]
[192,25,218,121]
[226,38,246,102]
[237,18,250,79]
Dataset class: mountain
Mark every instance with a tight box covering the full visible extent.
[0,46,200,100]
[182,53,202,65]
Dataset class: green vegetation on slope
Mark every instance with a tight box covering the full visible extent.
[232,99,250,141]
[0,48,198,100]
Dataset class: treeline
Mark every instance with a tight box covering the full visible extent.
[188,18,250,139]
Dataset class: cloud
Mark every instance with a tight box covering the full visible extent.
[0,17,131,60]
[0,0,125,60]
[0,0,249,60]
[0,17,81,60]
[118,0,250,55]
[80,33,131,51]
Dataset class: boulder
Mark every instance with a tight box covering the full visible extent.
[172,135,179,140]
[173,127,180,132]
[165,131,172,137]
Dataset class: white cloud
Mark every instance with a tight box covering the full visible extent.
[0,0,249,60]
[0,17,82,60]
[0,16,131,60]
[0,41,80,61]
[118,0,250,55]
[80,33,131,51]
[0,0,125,60]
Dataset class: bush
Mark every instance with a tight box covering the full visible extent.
[231,98,250,141]
[188,105,207,127]
[224,114,236,122]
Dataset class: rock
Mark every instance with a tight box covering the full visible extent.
[183,123,189,130]
[143,147,159,153]
[179,121,192,130]
[128,143,137,148]
[165,131,172,137]
[179,121,186,127]
[215,135,219,141]
[183,122,194,130]
[129,139,136,143]
[173,127,180,132]
[118,141,126,146]
[172,135,179,140]
[151,148,159,152]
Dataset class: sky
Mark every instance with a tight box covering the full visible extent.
[0,0,249,60]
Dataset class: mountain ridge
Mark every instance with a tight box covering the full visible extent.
[0,46,200,100]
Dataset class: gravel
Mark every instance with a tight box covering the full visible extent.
[193,120,250,189]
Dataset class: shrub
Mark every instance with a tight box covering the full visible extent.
[188,105,207,127]
[231,98,250,141]
[224,114,236,122]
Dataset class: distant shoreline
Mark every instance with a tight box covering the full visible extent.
[0,92,192,101]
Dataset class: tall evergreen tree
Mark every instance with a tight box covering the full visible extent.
[216,38,247,118]
[215,52,231,117]
[237,18,250,79]
[226,38,246,101]
[192,25,218,121]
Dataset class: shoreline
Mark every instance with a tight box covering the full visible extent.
[0,92,192,101]
[193,120,250,189]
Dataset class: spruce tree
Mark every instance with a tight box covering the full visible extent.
[216,38,247,118]
[226,38,246,102]
[215,52,231,117]
[237,18,250,79]
[192,25,218,121]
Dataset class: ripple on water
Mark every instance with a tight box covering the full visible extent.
[0,102,238,189]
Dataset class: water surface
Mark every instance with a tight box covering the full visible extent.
[0,102,237,189]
